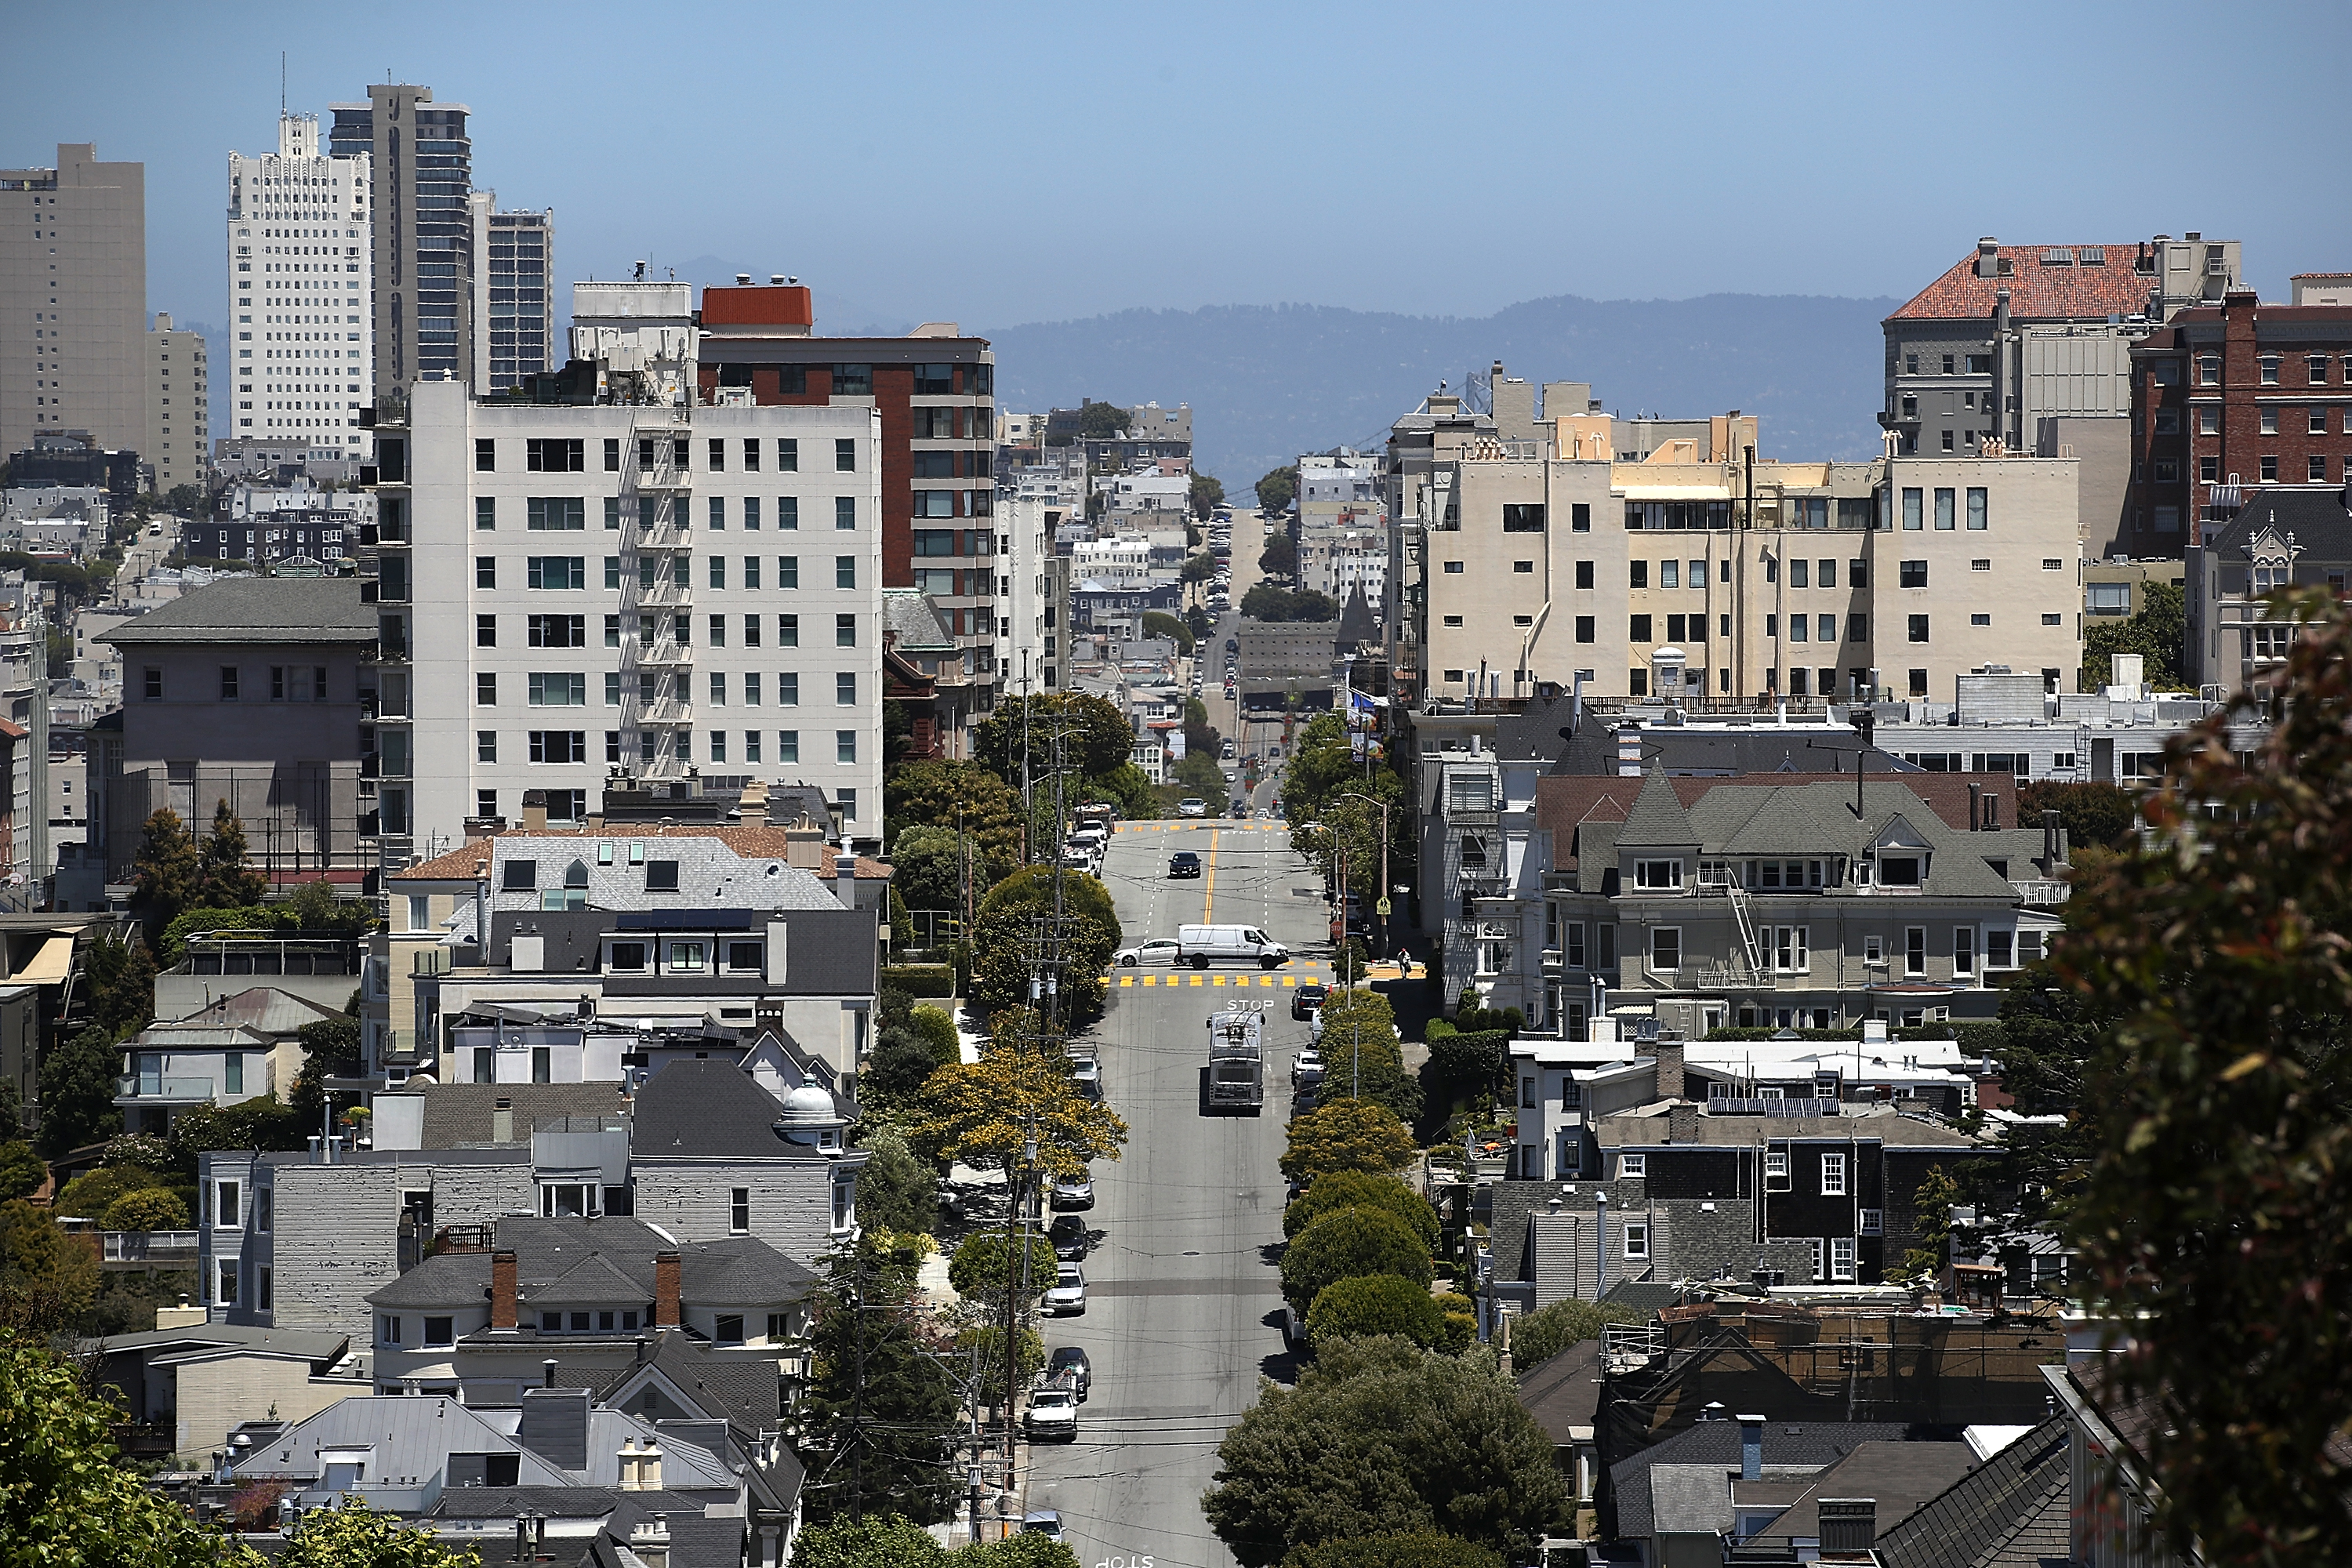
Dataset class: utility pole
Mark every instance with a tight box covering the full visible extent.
[849,1250,866,1520]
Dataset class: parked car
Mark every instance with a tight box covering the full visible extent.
[1051,1174,1096,1210]
[1225,637,1239,652]
[1115,937,1182,966]
[1178,797,1208,818]
[1047,1212,1090,1260]
[1291,982,1329,1020]
[1047,1345,1092,1399]
[1167,851,1203,878]
[1044,1263,1088,1315]
[1292,1048,1326,1090]
[1069,1053,1102,1100]
[1022,1508,1066,1537]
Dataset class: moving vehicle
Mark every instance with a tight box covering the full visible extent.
[1178,797,1208,818]
[1115,937,1181,966]
[1229,799,1248,818]
[1176,924,1290,970]
[1167,850,1203,878]
[1293,1048,1326,1091]
[1024,1382,1079,1443]
[1044,1263,1088,1315]
[1022,1509,1067,1538]
[1225,637,1239,652]
[1047,1345,1092,1399]
[1205,1007,1265,1116]
[1047,1213,1089,1260]
[1291,982,1329,1020]
[1069,822,1108,853]
[1220,738,1237,759]
[1051,1173,1095,1210]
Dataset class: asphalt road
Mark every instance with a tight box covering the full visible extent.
[1021,811,1330,1566]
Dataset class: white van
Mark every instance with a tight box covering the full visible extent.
[1176,924,1290,971]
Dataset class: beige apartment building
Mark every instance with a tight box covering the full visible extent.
[2,144,147,458]
[146,314,209,493]
[1410,423,2084,706]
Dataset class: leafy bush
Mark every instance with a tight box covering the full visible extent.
[54,1163,168,1219]
[880,964,956,997]
[1279,1100,1417,1183]
[909,1005,961,1061]
[1306,1275,1444,1348]
[1282,1171,1439,1250]
[100,1188,190,1232]
[1281,1207,1432,1311]
[1507,1296,1641,1371]
[0,1142,45,1202]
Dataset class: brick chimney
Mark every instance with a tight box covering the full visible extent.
[521,790,549,832]
[490,1250,518,1330]
[1667,1102,1700,1144]
[653,1251,681,1327]
[1654,1040,1685,1101]
[739,779,769,829]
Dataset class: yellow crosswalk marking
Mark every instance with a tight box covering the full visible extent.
[1188,975,1203,985]
[1119,976,1133,987]
[1284,976,1298,986]
[1212,975,1227,986]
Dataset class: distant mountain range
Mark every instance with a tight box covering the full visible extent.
[982,292,1903,493]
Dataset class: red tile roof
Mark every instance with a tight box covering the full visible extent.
[1887,245,2156,323]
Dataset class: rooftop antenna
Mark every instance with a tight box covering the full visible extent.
[281,53,287,116]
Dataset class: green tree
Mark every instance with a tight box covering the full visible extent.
[2080,579,2187,691]
[2016,779,2139,854]
[786,1511,949,1567]
[0,1330,254,1565]
[850,1123,938,1236]
[1142,610,1194,654]
[0,1203,100,1330]
[54,1163,169,1219]
[800,1240,963,1525]
[975,694,1134,783]
[906,1038,1127,1181]
[1202,1337,1568,1566]
[862,1024,959,1113]
[278,1497,481,1565]
[35,1026,125,1159]
[163,482,205,517]
[1258,533,1298,579]
[100,1187,190,1231]
[1254,466,1298,515]
[1280,1100,1417,1183]
[129,808,200,936]
[1506,1296,1641,1372]
[946,1230,1061,1310]
[196,798,269,908]
[1281,1207,1432,1311]
[969,866,1123,1018]
[1314,992,1422,1125]
[958,1532,1082,1567]
[1893,1166,1958,1283]
[1239,584,1337,622]
[289,1013,363,1128]
[1174,750,1229,797]
[1189,473,1225,521]
[1421,1026,1510,1115]
[885,761,1026,869]
[1283,1535,1501,1568]
[169,1095,309,1166]
[0,1142,45,1201]
[283,875,343,930]
[1182,551,1220,602]
[2057,587,2352,1564]
[1282,1172,1439,1250]
[1083,762,1159,822]
[1076,399,1127,440]
[891,826,1011,923]
[1305,1275,1446,1349]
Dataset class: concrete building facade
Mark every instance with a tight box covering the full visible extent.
[468,197,554,395]
[331,86,472,397]
[1,143,147,458]
[227,111,373,458]
[145,314,209,493]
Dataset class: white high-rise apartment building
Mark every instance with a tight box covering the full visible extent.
[226,112,373,458]
[468,194,554,396]
[368,285,886,857]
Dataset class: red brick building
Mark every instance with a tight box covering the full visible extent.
[2130,287,2352,546]
[693,282,1001,704]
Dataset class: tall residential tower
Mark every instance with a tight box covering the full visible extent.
[329,85,473,397]
[1,143,147,457]
[226,112,373,458]
[467,194,554,394]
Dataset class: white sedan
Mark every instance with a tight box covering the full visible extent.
[1044,1264,1088,1316]
[1178,797,1208,818]
[1115,938,1181,967]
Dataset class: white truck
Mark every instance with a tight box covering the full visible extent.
[1023,1376,1080,1443]
[1175,924,1290,971]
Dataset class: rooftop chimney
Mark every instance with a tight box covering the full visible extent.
[521,791,548,833]
[835,852,858,911]
[491,1250,518,1330]
[1654,1040,1685,1101]
[1739,1414,1766,1481]
[630,1513,671,1568]
[739,779,769,829]
[543,1357,558,1389]
[1668,1102,1700,1145]
[1818,1497,1878,1558]
[654,1250,681,1327]
[1968,782,1982,832]
[1976,237,2000,278]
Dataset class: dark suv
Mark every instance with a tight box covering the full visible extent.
[1047,1345,1092,1399]
[1048,1213,1090,1261]
[1168,851,1203,878]
[1291,982,1329,1021]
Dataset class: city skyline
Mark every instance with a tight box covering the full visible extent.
[1,0,2344,343]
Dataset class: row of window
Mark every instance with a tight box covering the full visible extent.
[1548,918,2020,975]
[477,554,864,591]
[474,612,864,648]
[486,436,859,474]
[2163,354,2352,387]
[172,666,333,703]
[475,670,862,706]
[1902,353,1995,376]
[477,495,868,531]
[476,728,860,771]
[711,361,985,397]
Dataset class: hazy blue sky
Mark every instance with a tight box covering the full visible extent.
[5,1,2346,332]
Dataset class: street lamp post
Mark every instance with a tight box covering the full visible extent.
[1337,791,1395,962]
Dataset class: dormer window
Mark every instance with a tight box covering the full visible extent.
[665,940,706,972]
[543,859,590,911]
[645,859,680,891]
[1878,856,1922,887]
[1634,858,1683,891]
[608,942,648,972]
[503,860,537,891]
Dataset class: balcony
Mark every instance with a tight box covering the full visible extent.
[628,579,694,609]
[103,1230,199,1265]
[1705,1097,1841,1116]
[115,1074,216,1103]
[2011,879,2070,906]
[1683,962,1772,992]
[636,699,691,725]
[632,521,691,551]
[637,639,695,666]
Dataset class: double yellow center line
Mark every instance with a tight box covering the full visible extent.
[1202,830,1219,921]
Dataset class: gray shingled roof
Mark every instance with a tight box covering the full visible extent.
[1599,1103,1990,1149]
[99,576,376,645]
[1610,1420,1915,1542]
[630,1058,826,1163]
[1875,1417,2071,1568]
[1757,1439,1978,1540]
[1516,1339,1604,1444]
[1614,771,1700,850]
[366,1215,815,1313]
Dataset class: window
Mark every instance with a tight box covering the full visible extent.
[1630,614,1653,643]
[1908,614,1929,643]
[645,859,681,891]
[2259,356,2280,386]
[2314,456,2331,483]
[1624,1221,1650,1259]
[528,673,586,706]
[730,1188,750,1233]
[836,554,858,589]
[2199,406,2221,436]
[526,556,585,590]
[1618,1152,1647,1178]
[1628,561,1649,589]
[526,437,584,472]
[1571,503,1591,532]
[216,1179,241,1229]
[1634,859,1682,891]
[527,497,585,531]
[1650,927,1681,971]
[1501,503,1545,532]
[837,613,858,648]
[475,437,495,471]
[528,731,587,764]
[1933,488,1955,531]
[1772,926,1809,973]
[1575,616,1594,643]
[1966,488,1988,530]
[1905,927,1927,975]
[2198,355,2220,387]
[1513,560,1534,574]
[1764,1149,1790,1189]
[143,667,162,701]
[1901,488,1922,530]
[837,671,857,706]
[1820,1152,1847,1196]
[778,730,800,763]
[1954,927,1976,978]
[1831,1236,1857,1282]
[2262,456,2279,482]
[528,614,586,648]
